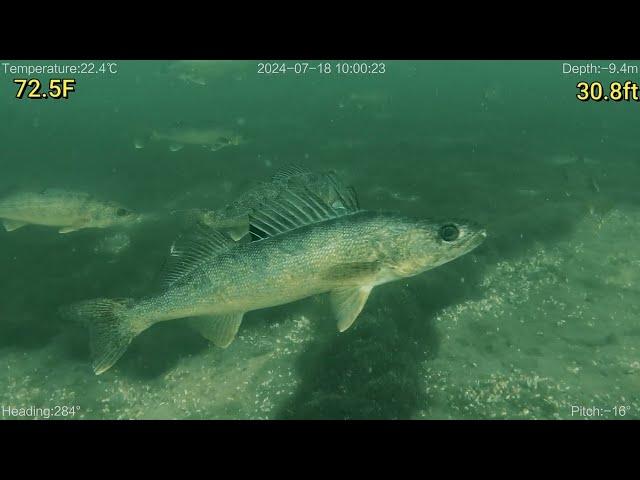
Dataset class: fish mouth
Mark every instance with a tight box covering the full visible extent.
[460,227,487,253]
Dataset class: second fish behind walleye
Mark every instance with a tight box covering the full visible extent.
[147,127,245,152]
[0,189,140,234]
[172,165,357,240]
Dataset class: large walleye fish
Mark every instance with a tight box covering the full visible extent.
[66,185,486,374]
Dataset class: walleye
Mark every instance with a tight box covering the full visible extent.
[345,91,391,110]
[148,127,245,152]
[65,184,486,375]
[172,165,357,240]
[167,60,252,86]
[0,189,139,233]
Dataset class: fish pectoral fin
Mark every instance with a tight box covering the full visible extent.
[3,219,28,232]
[59,225,85,234]
[189,312,244,348]
[330,285,373,332]
[59,217,91,234]
[322,261,381,282]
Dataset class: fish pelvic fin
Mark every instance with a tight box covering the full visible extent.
[59,225,83,234]
[188,312,244,348]
[59,218,91,234]
[2,219,28,232]
[64,298,137,375]
[330,286,373,332]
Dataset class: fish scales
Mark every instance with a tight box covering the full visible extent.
[131,212,379,326]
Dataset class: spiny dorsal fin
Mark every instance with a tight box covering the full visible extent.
[271,164,312,183]
[248,185,360,241]
[323,171,360,211]
[159,223,236,289]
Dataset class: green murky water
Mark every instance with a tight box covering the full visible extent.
[0,60,638,419]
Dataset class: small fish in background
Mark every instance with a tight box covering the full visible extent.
[0,189,140,234]
[145,127,246,153]
[558,153,603,193]
[555,153,613,218]
[549,153,600,167]
[133,138,145,150]
[167,60,252,86]
[63,182,486,375]
[170,165,356,241]
[344,91,391,110]
[515,189,541,198]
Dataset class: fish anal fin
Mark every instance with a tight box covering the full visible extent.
[59,225,85,234]
[189,312,244,348]
[330,286,373,332]
[3,219,28,232]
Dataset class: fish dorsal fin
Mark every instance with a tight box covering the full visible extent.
[159,223,236,289]
[324,171,360,211]
[271,164,312,183]
[248,185,360,241]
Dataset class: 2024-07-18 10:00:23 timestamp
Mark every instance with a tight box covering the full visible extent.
[257,62,387,74]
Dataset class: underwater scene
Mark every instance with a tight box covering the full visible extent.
[0,60,638,420]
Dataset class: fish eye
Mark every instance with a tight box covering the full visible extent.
[439,224,460,242]
[116,208,129,217]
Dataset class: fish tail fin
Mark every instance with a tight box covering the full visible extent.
[62,298,137,375]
